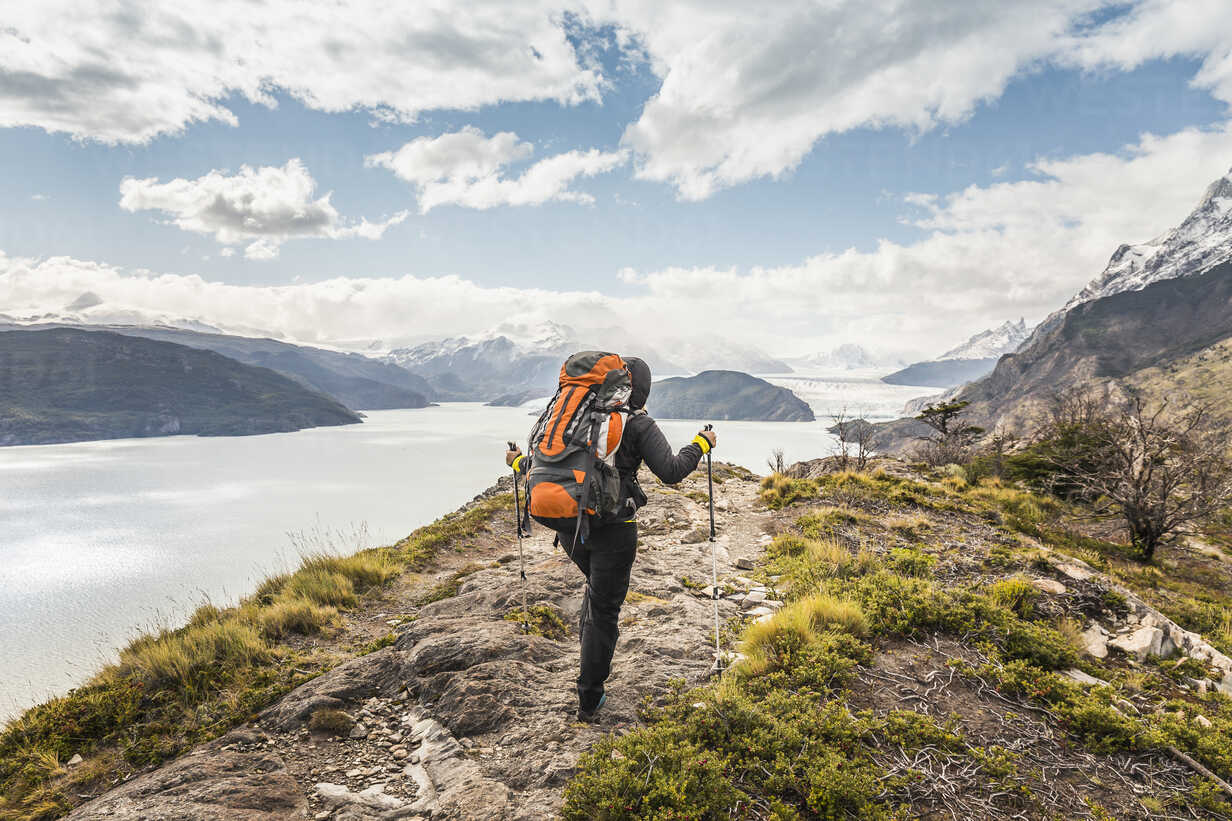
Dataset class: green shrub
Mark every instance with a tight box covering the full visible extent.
[562,724,740,820]
[888,546,936,577]
[989,577,1039,619]
[759,474,819,509]
[505,605,568,639]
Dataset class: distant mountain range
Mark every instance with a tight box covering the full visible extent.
[111,326,432,410]
[882,319,1032,388]
[875,165,1232,450]
[649,370,815,422]
[786,344,901,372]
[0,328,360,446]
[385,321,792,401]
[0,316,433,412]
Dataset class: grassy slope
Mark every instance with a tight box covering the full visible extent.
[0,491,513,821]
[565,468,1232,820]
[0,328,360,445]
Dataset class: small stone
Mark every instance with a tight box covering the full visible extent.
[745,606,775,618]
[349,723,369,740]
[67,754,84,767]
[762,599,784,609]
[346,768,363,778]
[1196,715,1213,728]
[735,557,757,570]
[1055,562,1093,581]
[1032,578,1067,595]
[742,590,766,607]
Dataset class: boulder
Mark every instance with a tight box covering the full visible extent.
[1109,626,1169,661]
[316,782,404,812]
[404,711,511,820]
[1081,624,1109,659]
[260,648,405,732]
[1054,562,1094,581]
[1064,668,1108,687]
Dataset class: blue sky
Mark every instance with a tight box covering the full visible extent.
[3,1,1232,357]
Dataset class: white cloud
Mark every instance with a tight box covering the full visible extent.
[622,124,1232,353]
[7,125,1232,358]
[118,159,408,259]
[1059,0,1232,104]
[600,0,1108,199]
[366,127,627,212]
[6,1,1232,208]
[30,193,49,201]
[0,1,602,143]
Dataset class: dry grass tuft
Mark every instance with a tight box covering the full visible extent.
[735,595,868,678]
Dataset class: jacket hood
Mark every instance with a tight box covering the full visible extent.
[626,356,651,410]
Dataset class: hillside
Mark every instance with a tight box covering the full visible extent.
[0,324,433,411]
[649,370,816,421]
[875,169,1232,450]
[5,461,1231,819]
[0,328,361,446]
[881,356,999,388]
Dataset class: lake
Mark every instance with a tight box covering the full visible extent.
[0,375,933,720]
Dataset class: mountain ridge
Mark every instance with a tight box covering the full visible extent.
[0,328,361,446]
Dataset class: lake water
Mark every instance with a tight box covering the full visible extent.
[0,376,933,720]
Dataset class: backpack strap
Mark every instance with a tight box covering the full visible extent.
[570,413,604,548]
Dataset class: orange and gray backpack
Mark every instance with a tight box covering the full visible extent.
[523,351,632,546]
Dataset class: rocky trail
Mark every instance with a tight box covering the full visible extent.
[65,464,774,820]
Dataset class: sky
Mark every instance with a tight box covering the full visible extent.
[2,0,1232,360]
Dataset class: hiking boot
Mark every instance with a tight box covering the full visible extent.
[577,693,606,723]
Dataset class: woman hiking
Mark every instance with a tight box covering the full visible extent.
[505,354,718,722]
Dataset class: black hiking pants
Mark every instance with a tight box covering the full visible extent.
[565,521,637,712]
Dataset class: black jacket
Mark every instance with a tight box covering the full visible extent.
[617,410,704,487]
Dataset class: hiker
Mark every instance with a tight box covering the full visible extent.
[505,353,718,722]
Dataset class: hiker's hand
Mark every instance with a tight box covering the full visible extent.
[698,429,717,449]
[506,446,522,466]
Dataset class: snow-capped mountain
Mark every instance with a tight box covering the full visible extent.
[386,321,792,400]
[1065,168,1232,311]
[786,344,899,373]
[882,319,1031,389]
[0,291,281,340]
[873,165,1232,451]
[939,318,1031,360]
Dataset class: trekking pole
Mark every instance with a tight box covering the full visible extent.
[704,424,723,675]
[509,441,529,632]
